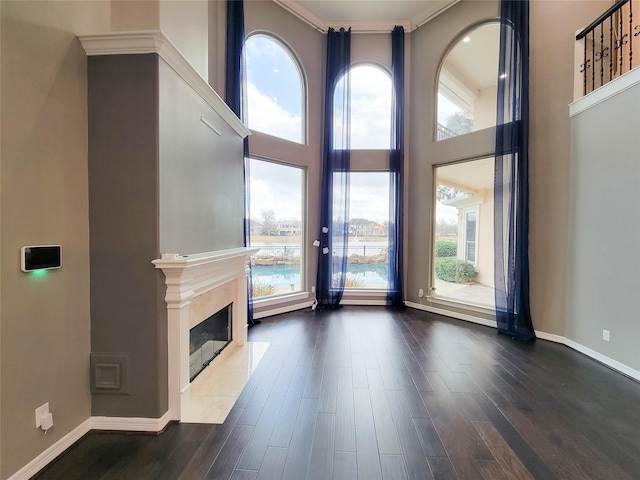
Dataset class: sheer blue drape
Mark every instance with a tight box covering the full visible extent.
[494,0,535,341]
[387,26,405,308]
[317,28,351,309]
[225,0,256,327]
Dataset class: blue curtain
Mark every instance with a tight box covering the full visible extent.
[316,28,351,309]
[225,0,256,327]
[387,26,405,309]
[494,0,535,341]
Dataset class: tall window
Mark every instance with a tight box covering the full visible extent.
[248,159,304,298]
[245,34,305,143]
[437,22,500,140]
[433,158,495,308]
[333,64,393,290]
[345,172,390,289]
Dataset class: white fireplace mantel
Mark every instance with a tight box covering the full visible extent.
[153,247,258,420]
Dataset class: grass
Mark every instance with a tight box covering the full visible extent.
[252,278,276,297]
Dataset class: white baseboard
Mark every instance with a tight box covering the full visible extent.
[406,303,640,382]
[405,301,498,328]
[90,409,173,432]
[534,330,565,344]
[7,411,173,480]
[7,419,92,480]
[253,300,314,319]
[563,338,640,382]
[340,299,388,306]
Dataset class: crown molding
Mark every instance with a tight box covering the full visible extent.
[273,0,459,33]
[78,30,250,138]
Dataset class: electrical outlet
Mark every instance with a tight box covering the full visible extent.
[418,289,424,298]
[311,286,315,293]
[35,403,49,428]
[602,329,610,342]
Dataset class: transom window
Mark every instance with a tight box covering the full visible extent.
[436,22,500,141]
[245,34,305,143]
[334,64,392,149]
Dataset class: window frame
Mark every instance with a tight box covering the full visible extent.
[462,206,479,266]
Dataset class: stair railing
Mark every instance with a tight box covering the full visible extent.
[575,0,639,97]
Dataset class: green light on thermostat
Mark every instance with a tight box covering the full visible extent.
[31,269,49,278]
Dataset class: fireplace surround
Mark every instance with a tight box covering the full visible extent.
[153,247,257,420]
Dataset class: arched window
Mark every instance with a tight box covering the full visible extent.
[436,22,500,141]
[244,33,305,144]
[334,63,392,149]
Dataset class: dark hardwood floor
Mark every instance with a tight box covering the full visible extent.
[35,307,640,480]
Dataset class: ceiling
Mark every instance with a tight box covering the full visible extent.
[273,0,460,33]
[437,156,495,192]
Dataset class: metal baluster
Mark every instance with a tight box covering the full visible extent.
[600,24,605,86]
[592,31,596,92]
[620,5,624,73]
[630,0,633,70]
[583,35,588,95]
[610,16,614,82]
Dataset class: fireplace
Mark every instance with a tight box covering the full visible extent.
[153,247,257,420]
[190,304,232,381]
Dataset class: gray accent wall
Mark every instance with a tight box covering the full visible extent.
[567,82,640,371]
[88,54,166,417]
[88,53,245,418]
[158,59,244,254]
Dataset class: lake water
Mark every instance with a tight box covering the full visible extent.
[251,263,389,290]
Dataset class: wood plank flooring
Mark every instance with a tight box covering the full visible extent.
[35,307,640,480]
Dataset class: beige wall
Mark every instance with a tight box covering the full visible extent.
[408,0,611,336]
[476,189,494,287]
[0,1,109,477]
[0,0,218,476]
[111,0,158,30]
[160,0,209,78]
[111,0,209,78]
[473,84,497,131]
[409,0,499,312]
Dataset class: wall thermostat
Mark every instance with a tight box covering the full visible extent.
[21,245,62,272]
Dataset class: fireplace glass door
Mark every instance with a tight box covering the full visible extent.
[189,303,232,381]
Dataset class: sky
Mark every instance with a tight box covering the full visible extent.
[249,160,391,224]
[248,159,302,221]
[245,35,302,143]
